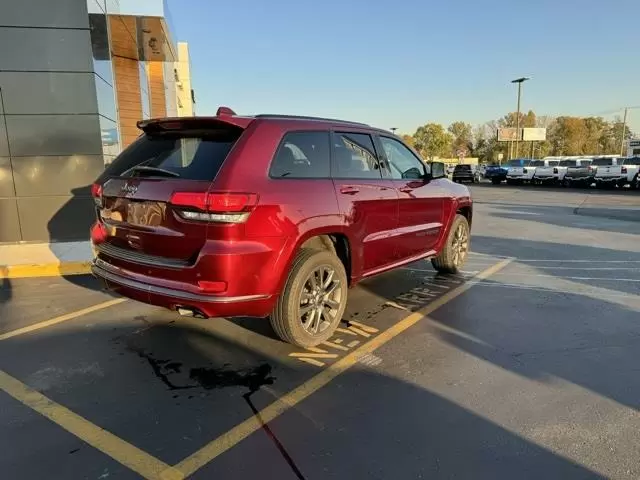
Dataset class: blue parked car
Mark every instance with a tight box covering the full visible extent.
[484,164,509,184]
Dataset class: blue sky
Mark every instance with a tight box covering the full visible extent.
[167,0,640,135]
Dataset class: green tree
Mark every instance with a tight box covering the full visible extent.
[402,134,415,148]
[413,123,453,160]
[448,121,473,157]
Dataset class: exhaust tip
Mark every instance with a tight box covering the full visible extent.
[176,306,207,319]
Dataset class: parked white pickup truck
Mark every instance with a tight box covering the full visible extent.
[532,157,562,184]
[595,156,640,188]
[536,157,592,186]
[507,159,549,184]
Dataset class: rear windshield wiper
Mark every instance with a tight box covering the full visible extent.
[128,166,181,178]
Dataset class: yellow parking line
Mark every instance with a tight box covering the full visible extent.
[289,353,338,359]
[0,298,126,341]
[297,358,326,367]
[172,258,513,478]
[347,326,371,337]
[347,321,379,333]
[0,261,92,279]
[0,370,182,480]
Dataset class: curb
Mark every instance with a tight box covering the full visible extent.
[0,261,93,279]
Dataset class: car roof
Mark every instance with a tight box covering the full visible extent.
[138,107,397,136]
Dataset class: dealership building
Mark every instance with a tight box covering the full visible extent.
[0,0,194,244]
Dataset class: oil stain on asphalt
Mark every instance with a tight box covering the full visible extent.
[126,344,275,393]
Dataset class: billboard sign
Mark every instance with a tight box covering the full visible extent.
[522,128,547,141]
[497,128,518,141]
[497,127,547,141]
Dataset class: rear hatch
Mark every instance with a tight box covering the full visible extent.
[453,165,473,177]
[93,118,247,267]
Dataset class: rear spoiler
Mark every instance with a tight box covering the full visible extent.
[137,116,253,133]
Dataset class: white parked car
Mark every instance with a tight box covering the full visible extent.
[595,156,640,188]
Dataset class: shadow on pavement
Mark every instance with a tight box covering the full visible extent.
[0,316,604,479]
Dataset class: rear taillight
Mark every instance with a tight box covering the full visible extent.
[91,183,103,208]
[90,222,107,244]
[621,166,627,174]
[553,168,558,174]
[170,192,258,223]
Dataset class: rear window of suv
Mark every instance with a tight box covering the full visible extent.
[592,158,615,166]
[454,165,471,171]
[98,130,241,182]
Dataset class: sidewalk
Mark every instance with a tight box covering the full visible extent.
[0,241,93,279]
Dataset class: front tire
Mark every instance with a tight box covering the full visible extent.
[270,249,348,348]
[432,214,470,274]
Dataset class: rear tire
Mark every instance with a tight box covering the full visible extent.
[491,178,502,185]
[431,214,470,274]
[270,249,348,348]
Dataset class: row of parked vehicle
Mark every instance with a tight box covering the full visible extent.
[480,155,640,189]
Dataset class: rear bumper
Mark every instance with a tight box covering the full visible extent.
[92,258,275,318]
[595,176,626,183]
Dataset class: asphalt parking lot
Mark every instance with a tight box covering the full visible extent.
[1,184,639,479]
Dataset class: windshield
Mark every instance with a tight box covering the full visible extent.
[507,159,524,167]
[559,160,576,167]
[529,160,544,167]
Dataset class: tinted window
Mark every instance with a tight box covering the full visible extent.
[379,136,425,180]
[549,160,560,166]
[333,133,383,179]
[529,160,544,166]
[454,164,471,171]
[592,158,615,166]
[507,159,524,167]
[98,131,240,182]
[270,131,330,178]
[579,159,592,166]
[559,160,576,167]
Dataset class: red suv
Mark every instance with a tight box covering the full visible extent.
[91,108,472,347]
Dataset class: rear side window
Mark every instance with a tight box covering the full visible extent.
[98,131,240,182]
[270,131,330,178]
[333,133,383,179]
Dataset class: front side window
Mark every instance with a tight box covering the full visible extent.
[332,133,383,179]
[270,131,330,178]
[380,136,425,180]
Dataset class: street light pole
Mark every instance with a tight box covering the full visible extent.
[619,108,628,157]
[511,77,530,158]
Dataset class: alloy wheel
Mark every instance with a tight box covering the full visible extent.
[299,265,342,335]
[451,223,469,267]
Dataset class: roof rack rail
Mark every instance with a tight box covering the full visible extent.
[254,114,369,127]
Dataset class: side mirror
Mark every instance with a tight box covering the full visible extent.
[429,162,446,180]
